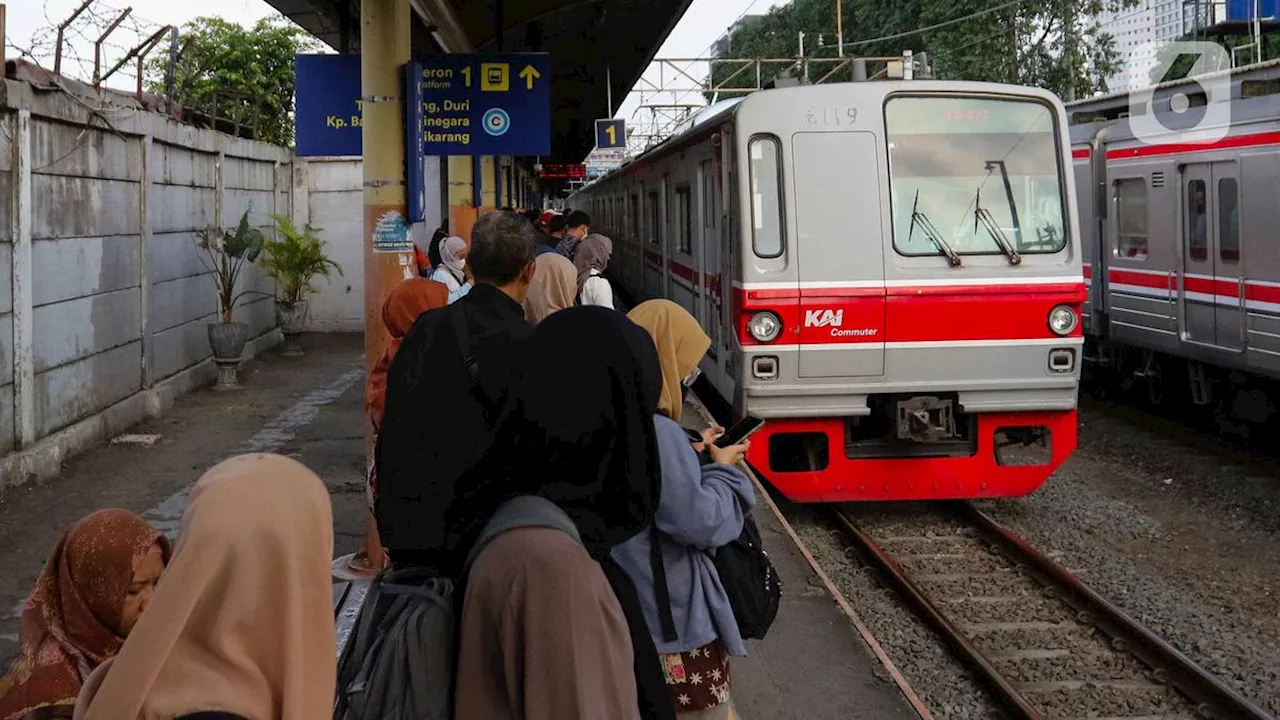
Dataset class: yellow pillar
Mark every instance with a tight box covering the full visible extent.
[357,0,411,572]
[361,0,412,385]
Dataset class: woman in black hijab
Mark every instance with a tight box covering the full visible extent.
[449,306,675,720]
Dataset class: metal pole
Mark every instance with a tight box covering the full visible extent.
[606,64,613,117]
[799,31,807,81]
[164,27,178,114]
[836,0,843,57]
[54,0,94,77]
[94,8,133,87]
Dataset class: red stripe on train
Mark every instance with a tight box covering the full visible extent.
[735,285,1084,345]
[1107,130,1280,160]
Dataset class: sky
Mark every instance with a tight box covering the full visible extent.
[5,0,786,144]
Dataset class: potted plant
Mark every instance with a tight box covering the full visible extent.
[195,210,264,390]
[262,214,343,356]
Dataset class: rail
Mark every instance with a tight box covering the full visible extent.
[830,502,1274,720]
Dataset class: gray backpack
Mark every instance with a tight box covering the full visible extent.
[333,496,582,720]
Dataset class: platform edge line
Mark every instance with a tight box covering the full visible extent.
[686,394,935,720]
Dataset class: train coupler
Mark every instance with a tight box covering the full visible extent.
[895,396,956,443]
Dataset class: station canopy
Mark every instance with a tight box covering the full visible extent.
[265,0,693,162]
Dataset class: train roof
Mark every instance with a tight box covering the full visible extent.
[1066,58,1280,123]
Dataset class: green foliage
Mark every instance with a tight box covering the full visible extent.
[709,0,1139,101]
[262,215,343,306]
[196,210,265,323]
[145,15,320,146]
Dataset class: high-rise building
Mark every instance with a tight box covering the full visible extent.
[1095,0,1190,91]
[711,15,765,58]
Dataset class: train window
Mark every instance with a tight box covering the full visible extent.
[748,136,785,258]
[676,186,693,255]
[701,161,716,229]
[1219,178,1239,263]
[884,96,1067,257]
[1115,179,1149,260]
[1186,180,1207,261]
[631,194,640,239]
[648,192,660,246]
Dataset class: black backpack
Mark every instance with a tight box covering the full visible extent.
[333,496,583,720]
[706,509,782,640]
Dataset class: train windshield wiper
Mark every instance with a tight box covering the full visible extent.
[908,190,961,267]
[974,188,1022,266]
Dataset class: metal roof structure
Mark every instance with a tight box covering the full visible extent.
[264,0,695,162]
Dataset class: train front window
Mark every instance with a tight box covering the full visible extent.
[885,96,1067,258]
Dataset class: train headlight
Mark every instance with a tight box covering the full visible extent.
[748,312,783,343]
[1048,305,1079,336]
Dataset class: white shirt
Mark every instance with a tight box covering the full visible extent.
[579,271,614,309]
[431,267,472,304]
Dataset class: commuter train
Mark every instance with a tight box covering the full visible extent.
[1068,60,1280,429]
[570,79,1084,502]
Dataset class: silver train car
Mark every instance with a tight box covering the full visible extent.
[1069,60,1280,425]
[571,80,1085,502]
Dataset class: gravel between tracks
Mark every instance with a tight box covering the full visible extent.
[786,504,1007,720]
[979,401,1280,716]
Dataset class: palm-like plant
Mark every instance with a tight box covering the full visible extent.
[262,214,343,306]
[196,210,265,324]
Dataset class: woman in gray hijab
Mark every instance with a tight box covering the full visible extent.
[574,234,615,309]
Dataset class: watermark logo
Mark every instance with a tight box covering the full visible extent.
[1130,41,1231,146]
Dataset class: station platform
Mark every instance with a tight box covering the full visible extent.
[0,331,920,718]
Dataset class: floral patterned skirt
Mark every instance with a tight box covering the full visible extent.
[659,640,732,714]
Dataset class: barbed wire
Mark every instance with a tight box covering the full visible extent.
[19,0,172,90]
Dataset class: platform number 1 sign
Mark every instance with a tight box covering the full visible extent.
[595,118,626,150]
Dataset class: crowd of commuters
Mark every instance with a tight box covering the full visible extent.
[0,208,755,719]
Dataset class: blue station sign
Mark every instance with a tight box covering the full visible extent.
[406,53,551,157]
[595,118,626,150]
[294,54,363,157]
[294,52,552,159]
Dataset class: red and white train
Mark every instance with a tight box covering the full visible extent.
[571,79,1084,502]
[1069,60,1280,427]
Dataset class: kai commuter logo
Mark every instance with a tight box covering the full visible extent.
[804,309,844,328]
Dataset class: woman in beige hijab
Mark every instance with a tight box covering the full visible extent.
[524,251,578,324]
[74,453,336,720]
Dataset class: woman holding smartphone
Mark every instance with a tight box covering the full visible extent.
[615,299,756,720]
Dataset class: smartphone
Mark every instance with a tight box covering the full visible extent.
[715,416,765,447]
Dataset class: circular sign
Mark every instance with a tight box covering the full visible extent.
[483,108,511,137]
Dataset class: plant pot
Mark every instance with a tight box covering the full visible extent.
[276,300,309,357]
[207,321,249,391]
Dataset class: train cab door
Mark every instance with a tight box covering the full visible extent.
[1180,162,1243,350]
[791,131,886,378]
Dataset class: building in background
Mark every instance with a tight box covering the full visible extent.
[711,14,765,58]
[1096,0,1159,91]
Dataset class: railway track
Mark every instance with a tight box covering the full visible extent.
[830,502,1273,720]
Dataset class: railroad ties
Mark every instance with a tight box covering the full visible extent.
[831,503,1272,720]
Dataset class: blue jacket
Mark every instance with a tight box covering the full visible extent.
[611,414,757,657]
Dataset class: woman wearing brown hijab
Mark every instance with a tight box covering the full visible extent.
[0,510,169,720]
[73,453,336,720]
[523,252,578,324]
[347,276,449,578]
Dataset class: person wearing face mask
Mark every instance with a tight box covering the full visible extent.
[0,510,170,720]
[376,210,542,573]
[556,210,591,260]
[431,236,474,304]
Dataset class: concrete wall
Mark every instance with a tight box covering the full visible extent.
[293,158,364,331]
[292,155,450,332]
[1,79,289,485]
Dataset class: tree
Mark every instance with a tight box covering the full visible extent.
[146,16,320,147]
[708,0,1138,101]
